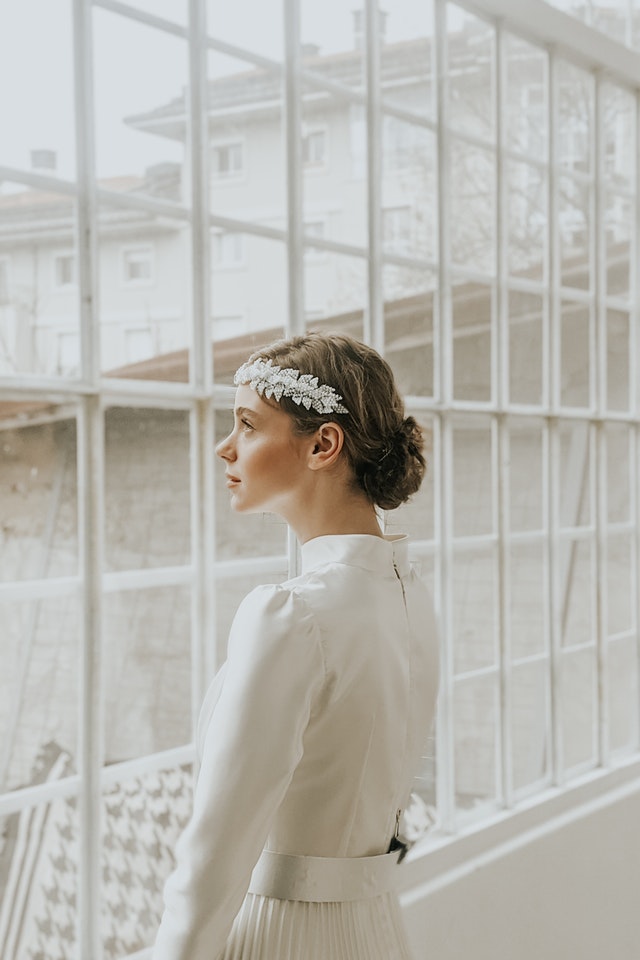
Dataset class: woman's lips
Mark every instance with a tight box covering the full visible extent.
[225,474,240,486]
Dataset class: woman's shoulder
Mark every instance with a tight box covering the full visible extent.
[230,580,321,654]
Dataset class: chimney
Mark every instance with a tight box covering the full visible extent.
[30,149,57,174]
[352,7,387,51]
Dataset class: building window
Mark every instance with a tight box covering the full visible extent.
[122,246,154,286]
[302,130,326,168]
[0,258,10,304]
[213,231,245,269]
[53,252,76,290]
[212,141,244,179]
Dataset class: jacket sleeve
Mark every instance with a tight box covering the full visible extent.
[152,584,324,960]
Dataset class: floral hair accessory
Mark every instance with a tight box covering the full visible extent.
[234,358,349,415]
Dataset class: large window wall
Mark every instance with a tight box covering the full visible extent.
[0,1,639,958]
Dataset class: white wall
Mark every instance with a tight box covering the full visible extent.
[400,770,640,960]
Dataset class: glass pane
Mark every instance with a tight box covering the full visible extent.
[452,419,493,537]
[512,660,549,793]
[557,60,593,176]
[1,596,79,792]
[212,232,288,361]
[383,267,435,397]
[558,177,591,290]
[506,161,546,282]
[301,0,364,61]
[454,674,498,810]
[608,636,639,753]
[605,193,632,299]
[560,538,595,648]
[103,586,191,763]
[99,207,190,381]
[561,647,596,771]
[302,93,366,247]
[93,9,187,200]
[504,34,547,162]
[508,291,544,406]
[607,309,631,412]
[509,420,543,532]
[453,548,497,673]
[560,299,591,408]
[592,7,628,44]
[0,794,79,958]
[0,0,76,176]
[607,535,634,637]
[104,408,190,572]
[381,0,435,119]
[382,125,437,261]
[559,420,591,528]
[304,252,366,339]
[510,543,546,660]
[450,141,496,275]
[606,423,631,524]
[208,0,282,60]
[101,766,193,959]
[0,186,81,378]
[453,279,492,402]
[446,6,495,141]
[387,414,435,542]
[0,413,78,581]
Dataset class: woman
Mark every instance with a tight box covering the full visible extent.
[153,332,439,960]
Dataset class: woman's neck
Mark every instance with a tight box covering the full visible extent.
[285,489,383,545]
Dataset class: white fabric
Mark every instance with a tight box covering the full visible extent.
[247,849,400,902]
[152,533,439,960]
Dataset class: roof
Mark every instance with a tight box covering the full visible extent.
[125,37,432,137]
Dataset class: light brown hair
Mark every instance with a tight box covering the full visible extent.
[246,332,425,510]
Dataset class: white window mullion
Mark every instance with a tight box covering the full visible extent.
[364,0,383,355]
[283,0,303,578]
[594,73,610,768]
[73,0,103,956]
[434,0,455,834]
[495,22,513,810]
[547,50,563,787]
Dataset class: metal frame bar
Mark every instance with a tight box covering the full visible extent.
[364,0,383,354]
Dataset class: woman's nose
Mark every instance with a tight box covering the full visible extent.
[215,432,235,461]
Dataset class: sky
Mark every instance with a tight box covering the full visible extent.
[0,0,437,185]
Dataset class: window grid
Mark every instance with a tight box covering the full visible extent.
[0,1,639,956]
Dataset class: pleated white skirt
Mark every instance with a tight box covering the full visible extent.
[219,849,414,960]
[220,890,414,960]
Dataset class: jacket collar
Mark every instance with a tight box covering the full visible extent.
[300,533,410,578]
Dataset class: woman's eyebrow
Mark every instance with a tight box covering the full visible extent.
[234,405,262,420]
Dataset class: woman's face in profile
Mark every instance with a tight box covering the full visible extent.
[216,384,311,515]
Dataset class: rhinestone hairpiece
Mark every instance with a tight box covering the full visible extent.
[234,358,349,415]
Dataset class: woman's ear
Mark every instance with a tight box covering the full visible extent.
[308,422,344,471]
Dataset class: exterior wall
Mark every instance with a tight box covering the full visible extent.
[401,775,640,960]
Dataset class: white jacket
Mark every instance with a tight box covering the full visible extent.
[153,533,439,960]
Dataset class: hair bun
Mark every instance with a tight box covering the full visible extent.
[359,415,426,511]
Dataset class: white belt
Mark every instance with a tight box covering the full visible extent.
[247,849,401,903]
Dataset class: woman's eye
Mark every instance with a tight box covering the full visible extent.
[241,419,254,431]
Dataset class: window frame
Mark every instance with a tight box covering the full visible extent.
[120,244,155,288]
[0,2,639,956]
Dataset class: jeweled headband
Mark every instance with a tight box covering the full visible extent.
[234,358,349,415]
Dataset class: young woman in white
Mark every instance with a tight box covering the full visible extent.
[153,332,439,960]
